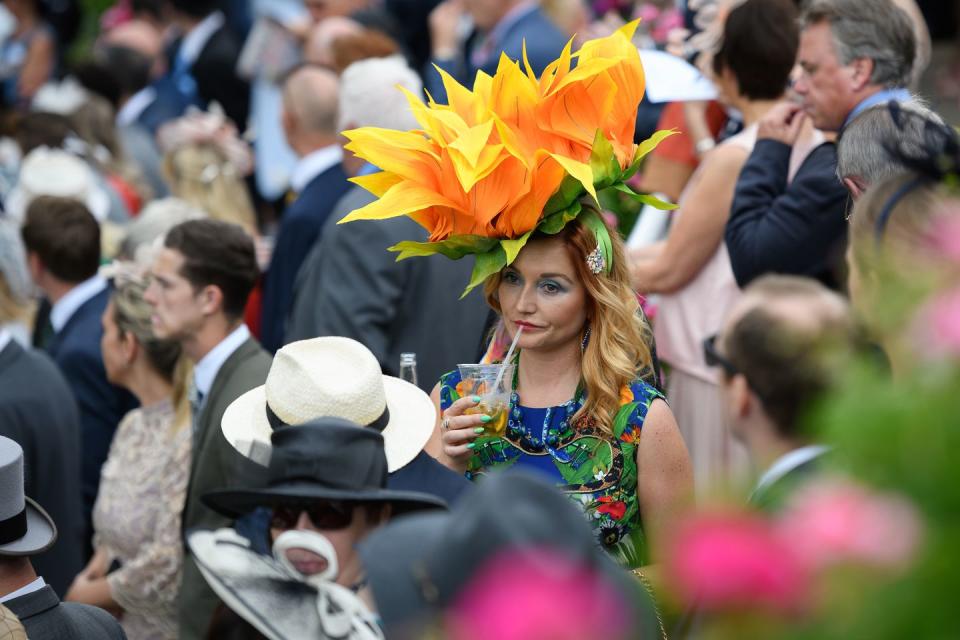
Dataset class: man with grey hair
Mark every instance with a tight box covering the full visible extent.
[260,65,351,353]
[725,0,917,289]
[837,101,943,200]
[287,56,489,392]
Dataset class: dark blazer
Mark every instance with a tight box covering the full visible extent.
[725,139,848,290]
[387,450,470,506]
[4,584,126,639]
[260,162,350,353]
[44,288,138,549]
[0,342,84,598]
[178,337,271,640]
[286,186,490,392]
[426,6,566,103]
[190,25,251,129]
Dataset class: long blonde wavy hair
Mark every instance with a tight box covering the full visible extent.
[483,215,654,436]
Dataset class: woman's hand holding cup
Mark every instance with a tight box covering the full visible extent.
[440,395,490,471]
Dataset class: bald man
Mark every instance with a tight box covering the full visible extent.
[260,66,352,352]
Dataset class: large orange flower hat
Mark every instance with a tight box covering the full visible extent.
[338,21,675,295]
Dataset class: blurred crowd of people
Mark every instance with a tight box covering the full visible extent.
[0,0,954,638]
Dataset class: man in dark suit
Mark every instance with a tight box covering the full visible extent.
[21,196,138,556]
[260,65,350,353]
[0,436,124,639]
[0,331,84,598]
[425,0,566,103]
[286,57,489,391]
[707,275,854,511]
[165,0,251,129]
[143,219,271,640]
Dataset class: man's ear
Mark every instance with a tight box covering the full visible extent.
[849,57,875,92]
[199,284,224,316]
[26,252,44,282]
[730,373,752,420]
[843,176,867,200]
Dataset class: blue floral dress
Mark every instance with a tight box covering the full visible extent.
[439,368,665,568]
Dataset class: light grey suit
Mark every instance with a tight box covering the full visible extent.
[286,186,490,391]
[5,584,126,639]
[178,337,272,640]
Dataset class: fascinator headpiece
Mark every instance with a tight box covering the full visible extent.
[337,22,676,295]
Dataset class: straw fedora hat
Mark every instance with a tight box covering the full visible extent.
[222,337,436,472]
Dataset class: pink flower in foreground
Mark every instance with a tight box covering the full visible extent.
[912,286,960,358]
[444,549,630,640]
[777,478,924,572]
[666,512,810,615]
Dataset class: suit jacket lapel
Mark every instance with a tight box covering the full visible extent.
[190,338,261,468]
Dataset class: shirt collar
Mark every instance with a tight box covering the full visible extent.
[50,276,107,333]
[0,328,10,354]
[116,86,157,127]
[844,88,913,128]
[193,323,251,396]
[753,445,829,497]
[0,577,46,604]
[290,145,343,193]
[178,11,225,68]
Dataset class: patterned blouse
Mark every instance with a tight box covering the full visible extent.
[439,369,665,568]
[93,399,191,640]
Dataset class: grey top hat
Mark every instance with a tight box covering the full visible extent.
[0,437,56,556]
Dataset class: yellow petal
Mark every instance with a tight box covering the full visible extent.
[548,152,596,202]
[349,171,403,197]
[339,181,462,224]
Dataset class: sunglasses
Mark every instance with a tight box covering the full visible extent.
[270,501,357,531]
[703,334,738,377]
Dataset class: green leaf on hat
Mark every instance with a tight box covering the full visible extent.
[611,183,677,210]
[390,235,499,261]
[537,200,582,235]
[461,244,508,298]
[623,128,680,181]
[501,231,533,265]
[543,174,587,216]
[589,129,622,190]
[579,207,613,275]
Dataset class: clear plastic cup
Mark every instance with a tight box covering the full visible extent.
[457,363,515,437]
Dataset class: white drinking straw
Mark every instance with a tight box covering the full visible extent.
[493,326,523,391]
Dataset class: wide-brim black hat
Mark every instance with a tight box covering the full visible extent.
[203,418,447,518]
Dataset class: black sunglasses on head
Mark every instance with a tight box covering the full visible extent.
[703,334,738,377]
[270,500,358,531]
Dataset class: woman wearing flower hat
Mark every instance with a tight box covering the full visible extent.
[338,23,693,568]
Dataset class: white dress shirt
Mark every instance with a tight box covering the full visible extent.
[178,11,225,68]
[752,445,829,499]
[0,328,11,354]
[50,276,108,333]
[0,577,46,604]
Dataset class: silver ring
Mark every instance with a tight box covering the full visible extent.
[441,417,450,431]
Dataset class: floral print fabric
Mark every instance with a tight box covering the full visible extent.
[439,369,664,568]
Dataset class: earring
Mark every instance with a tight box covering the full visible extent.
[581,323,591,353]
